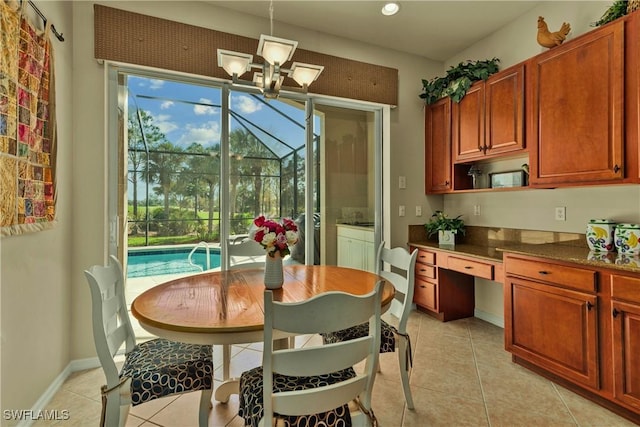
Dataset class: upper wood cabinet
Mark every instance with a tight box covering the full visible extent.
[453,63,525,162]
[425,97,452,193]
[528,19,625,186]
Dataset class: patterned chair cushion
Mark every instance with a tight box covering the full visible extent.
[321,320,396,353]
[238,366,356,427]
[120,338,213,406]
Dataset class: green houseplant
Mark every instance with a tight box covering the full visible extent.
[425,211,466,245]
[420,58,500,105]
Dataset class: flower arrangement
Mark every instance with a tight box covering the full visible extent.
[249,216,299,257]
[424,210,466,238]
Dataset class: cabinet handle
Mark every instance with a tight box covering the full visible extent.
[613,308,620,318]
[614,164,620,173]
[586,301,594,311]
[538,271,549,275]
[420,285,426,288]
[464,266,473,269]
[445,180,450,185]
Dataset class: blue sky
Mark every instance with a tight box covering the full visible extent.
[127,75,310,156]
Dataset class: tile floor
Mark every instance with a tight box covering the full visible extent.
[34,306,638,427]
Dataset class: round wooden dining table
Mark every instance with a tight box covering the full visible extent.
[131,264,394,402]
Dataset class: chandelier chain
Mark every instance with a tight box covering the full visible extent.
[269,0,274,36]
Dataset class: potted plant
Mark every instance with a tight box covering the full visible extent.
[424,210,466,246]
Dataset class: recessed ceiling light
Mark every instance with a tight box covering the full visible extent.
[381,2,400,16]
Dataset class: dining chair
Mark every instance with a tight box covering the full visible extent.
[322,241,418,409]
[84,255,213,427]
[238,281,384,427]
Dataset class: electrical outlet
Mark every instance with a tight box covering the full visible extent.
[398,176,406,189]
[399,205,405,217]
[415,205,422,216]
[555,206,566,221]
[474,205,481,216]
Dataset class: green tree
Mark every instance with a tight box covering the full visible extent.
[184,142,220,235]
[147,142,185,232]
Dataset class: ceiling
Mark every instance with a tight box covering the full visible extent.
[209,1,542,61]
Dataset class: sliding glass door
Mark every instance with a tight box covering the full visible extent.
[110,66,382,281]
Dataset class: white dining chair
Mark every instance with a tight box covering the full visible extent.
[322,241,418,409]
[228,237,266,269]
[238,281,384,427]
[84,255,213,427]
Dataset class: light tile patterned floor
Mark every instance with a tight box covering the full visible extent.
[33,309,637,427]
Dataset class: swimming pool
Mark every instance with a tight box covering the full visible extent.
[127,246,221,278]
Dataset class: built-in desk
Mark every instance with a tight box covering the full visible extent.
[408,242,504,321]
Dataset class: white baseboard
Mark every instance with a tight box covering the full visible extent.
[16,357,102,427]
[474,309,504,328]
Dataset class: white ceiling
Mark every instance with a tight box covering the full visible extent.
[209,1,542,61]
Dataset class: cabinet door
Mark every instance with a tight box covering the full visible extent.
[612,300,640,410]
[425,98,452,193]
[452,82,485,162]
[485,64,525,156]
[505,276,599,389]
[529,21,624,186]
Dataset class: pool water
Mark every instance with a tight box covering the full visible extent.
[127,247,221,278]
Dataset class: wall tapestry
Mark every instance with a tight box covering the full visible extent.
[0,1,57,236]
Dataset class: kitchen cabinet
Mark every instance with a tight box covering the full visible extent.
[528,19,625,186]
[611,274,640,411]
[504,253,640,422]
[336,225,374,272]
[453,63,525,162]
[424,98,453,193]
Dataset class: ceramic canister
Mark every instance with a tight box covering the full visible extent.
[614,223,640,254]
[586,219,616,252]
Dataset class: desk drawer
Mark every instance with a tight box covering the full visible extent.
[611,275,640,304]
[414,278,437,312]
[416,249,436,265]
[505,256,596,293]
[447,256,493,280]
[415,263,437,280]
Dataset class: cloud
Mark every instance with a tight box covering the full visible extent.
[160,101,174,110]
[148,79,165,90]
[177,121,221,147]
[194,98,217,115]
[232,95,263,114]
[147,111,178,135]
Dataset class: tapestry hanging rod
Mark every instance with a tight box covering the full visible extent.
[23,0,65,41]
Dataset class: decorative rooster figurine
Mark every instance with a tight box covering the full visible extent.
[537,16,571,48]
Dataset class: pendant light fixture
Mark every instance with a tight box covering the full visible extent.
[216,1,324,98]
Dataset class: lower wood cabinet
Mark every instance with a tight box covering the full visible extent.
[504,253,640,422]
[611,274,640,412]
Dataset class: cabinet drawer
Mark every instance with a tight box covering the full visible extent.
[414,278,437,312]
[505,256,596,293]
[416,249,436,265]
[415,263,436,280]
[447,256,493,280]
[611,275,640,304]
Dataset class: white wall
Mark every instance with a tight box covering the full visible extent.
[439,1,640,320]
[0,1,73,414]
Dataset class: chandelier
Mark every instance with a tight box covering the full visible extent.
[216,1,324,99]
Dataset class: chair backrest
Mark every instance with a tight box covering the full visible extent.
[228,238,266,269]
[262,281,383,423]
[84,255,136,390]
[375,241,418,334]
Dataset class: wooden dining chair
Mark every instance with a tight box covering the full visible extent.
[84,255,213,427]
[322,241,418,409]
[238,281,384,427]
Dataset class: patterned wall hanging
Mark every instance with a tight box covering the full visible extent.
[0,1,57,236]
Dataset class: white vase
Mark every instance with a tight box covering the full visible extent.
[438,230,456,246]
[264,252,284,289]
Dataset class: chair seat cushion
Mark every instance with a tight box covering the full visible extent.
[238,366,356,427]
[321,320,396,353]
[120,338,213,406]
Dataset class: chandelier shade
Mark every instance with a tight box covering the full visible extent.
[217,50,253,77]
[257,35,297,65]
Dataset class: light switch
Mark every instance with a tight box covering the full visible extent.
[415,205,422,216]
[399,205,406,217]
[398,176,406,189]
